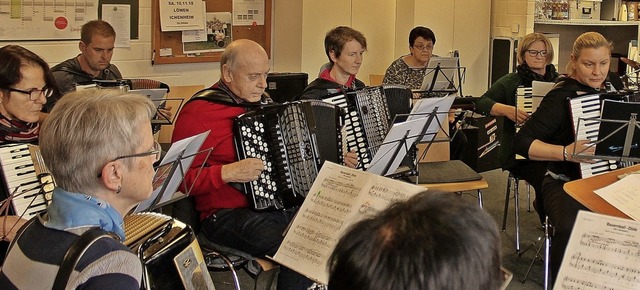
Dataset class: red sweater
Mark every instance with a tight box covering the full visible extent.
[171,99,250,219]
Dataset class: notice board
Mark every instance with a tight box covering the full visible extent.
[152,0,272,65]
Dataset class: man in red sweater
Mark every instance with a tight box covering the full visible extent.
[171,39,313,290]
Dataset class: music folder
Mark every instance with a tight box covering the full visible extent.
[134,131,212,213]
[128,88,185,126]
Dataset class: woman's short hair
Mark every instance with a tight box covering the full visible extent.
[565,32,612,76]
[328,191,503,290]
[40,89,156,194]
[517,32,555,66]
[324,26,367,64]
[0,45,59,97]
[409,26,436,46]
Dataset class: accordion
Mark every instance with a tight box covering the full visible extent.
[124,212,210,290]
[323,86,392,170]
[0,144,53,217]
[234,100,343,210]
[569,92,629,178]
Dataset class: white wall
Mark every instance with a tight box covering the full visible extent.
[1,0,492,96]
[0,0,220,89]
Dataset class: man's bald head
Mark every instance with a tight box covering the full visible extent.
[220,39,270,102]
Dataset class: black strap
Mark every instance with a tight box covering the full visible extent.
[187,88,265,108]
[52,228,115,290]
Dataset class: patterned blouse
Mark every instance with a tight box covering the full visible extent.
[382,55,438,89]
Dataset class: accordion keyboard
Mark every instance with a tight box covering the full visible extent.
[0,144,51,217]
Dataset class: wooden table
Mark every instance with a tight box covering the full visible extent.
[563,164,640,219]
[418,178,489,208]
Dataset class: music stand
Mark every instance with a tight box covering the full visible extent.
[367,97,453,177]
[135,131,212,213]
[416,57,462,96]
[571,100,640,163]
[129,89,186,126]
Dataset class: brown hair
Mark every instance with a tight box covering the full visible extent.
[324,26,367,64]
[517,32,555,65]
[565,32,612,76]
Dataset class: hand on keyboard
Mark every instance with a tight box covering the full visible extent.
[221,158,265,183]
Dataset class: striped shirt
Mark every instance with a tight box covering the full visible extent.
[0,219,142,289]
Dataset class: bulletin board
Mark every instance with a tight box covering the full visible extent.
[152,0,272,65]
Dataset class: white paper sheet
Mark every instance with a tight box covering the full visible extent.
[271,162,424,284]
[594,174,640,221]
[554,211,640,289]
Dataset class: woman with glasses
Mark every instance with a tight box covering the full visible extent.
[0,45,61,263]
[514,32,612,285]
[0,89,157,289]
[382,26,438,89]
[0,45,60,144]
[474,32,560,224]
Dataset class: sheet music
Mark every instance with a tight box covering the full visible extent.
[554,211,640,290]
[594,174,640,221]
[271,162,424,284]
[135,130,210,213]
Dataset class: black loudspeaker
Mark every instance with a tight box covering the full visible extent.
[265,73,309,103]
[460,115,503,172]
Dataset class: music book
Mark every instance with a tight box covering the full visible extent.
[134,130,210,213]
[271,161,425,284]
[554,210,640,290]
[418,57,459,92]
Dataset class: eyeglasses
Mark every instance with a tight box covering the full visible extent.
[5,87,53,101]
[526,50,548,57]
[97,141,162,178]
[112,141,162,163]
[413,44,433,52]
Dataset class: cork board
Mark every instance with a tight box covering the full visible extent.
[151,0,271,65]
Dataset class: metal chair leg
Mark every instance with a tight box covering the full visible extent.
[526,183,532,212]
[205,251,242,290]
[514,177,521,253]
[501,174,513,231]
[477,189,483,209]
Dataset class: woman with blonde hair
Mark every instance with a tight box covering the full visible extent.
[513,31,612,285]
[474,32,559,223]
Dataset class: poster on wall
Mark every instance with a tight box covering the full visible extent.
[159,0,205,32]
[0,0,98,40]
[233,0,264,26]
[183,12,232,54]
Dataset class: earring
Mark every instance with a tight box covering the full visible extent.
[116,185,121,194]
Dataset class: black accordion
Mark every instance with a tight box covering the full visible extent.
[322,86,395,170]
[234,100,342,210]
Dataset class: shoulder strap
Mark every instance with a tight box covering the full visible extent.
[53,65,92,80]
[52,228,116,290]
[188,88,264,108]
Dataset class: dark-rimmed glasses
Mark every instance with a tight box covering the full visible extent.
[5,87,53,101]
[526,50,547,57]
[97,141,162,178]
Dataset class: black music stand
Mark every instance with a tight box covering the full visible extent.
[571,100,640,163]
[414,57,466,97]
[135,131,212,213]
[368,106,452,178]
[128,89,186,127]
